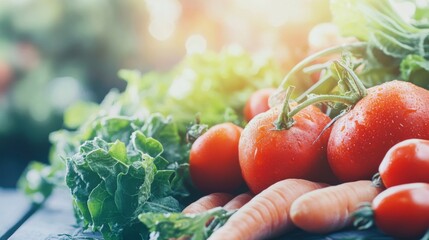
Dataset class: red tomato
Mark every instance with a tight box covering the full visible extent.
[328,81,429,182]
[243,88,276,122]
[239,104,337,194]
[189,122,244,193]
[372,183,429,239]
[379,139,429,188]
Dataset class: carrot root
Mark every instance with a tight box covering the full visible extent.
[290,180,383,233]
[223,192,254,211]
[209,179,327,240]
[182,193,234,214]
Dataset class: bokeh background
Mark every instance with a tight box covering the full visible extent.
[0,0,331,187]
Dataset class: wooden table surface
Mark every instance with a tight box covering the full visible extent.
[0,188,101,240]
[0,188,394,240]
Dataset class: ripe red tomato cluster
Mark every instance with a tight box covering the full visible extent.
[188,88,277,193]
[189,81,429,238]
[354,138,429,239]
[328,81,429,183]
[190,81,429,189]
[239,81,429,193]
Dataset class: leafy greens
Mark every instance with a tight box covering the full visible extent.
[276,0,429,111]
[139,207,234,240]
[18,48,282,239]
[330,0,429,85]
[116,47,282,130]
[66,116,188,240]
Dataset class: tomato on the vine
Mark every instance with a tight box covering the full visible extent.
[328,81,429,182]
[372,183,429,239]
[189,122,244,193]
[379,139,429,188]
[243,88,276,122]
[239,103,337,194]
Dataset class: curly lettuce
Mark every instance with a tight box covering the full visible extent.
[65,115,190,240]
[18,49,281,239]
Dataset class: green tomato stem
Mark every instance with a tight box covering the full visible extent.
[352,202,374,230]
[287,94,356,120]
[335,61,368,98]
[274,44,371,129]
[295,71,336,103]
[302,62,331,74]
[371,172,385,189]
[278,42,368,89]
[273,86,295,130]
[286,60,368,120]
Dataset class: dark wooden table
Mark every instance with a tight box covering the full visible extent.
[0,188,394,240]
[0,188,102,240]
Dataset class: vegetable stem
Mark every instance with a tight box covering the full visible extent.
[352,202,375,230]
[371,172,385,189]
[288,95,355,120]
[273,86,295,130]
[335,61,368,98]
[286,59,368,121]
[295,71,335,103]
[278,42,368,89]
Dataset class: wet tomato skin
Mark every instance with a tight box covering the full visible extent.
[189,123,244,194]
[380,139,429,188]
[239,104,337,194]
[328,81,429,183]
[372,183,429,239]
[243,88,276,122]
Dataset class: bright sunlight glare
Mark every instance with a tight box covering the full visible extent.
[149,19,175,41]
[168,68,196,99]
[145,0,181,41]
[185,34,207,55]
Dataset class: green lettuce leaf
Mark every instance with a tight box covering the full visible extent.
[400,54,429,88]
[64,101,100,129]
[17,162,58,203]
[20,49,280,197]
[288,0,429,106]
[331,0,428,59]
[138,207,234,240]
[65,117,190,240]
[117,47,282,129]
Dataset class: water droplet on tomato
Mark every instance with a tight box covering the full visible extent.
[405,107,417,114]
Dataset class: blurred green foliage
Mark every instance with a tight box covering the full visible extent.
[0,0,150,187]
[0,0,331,188]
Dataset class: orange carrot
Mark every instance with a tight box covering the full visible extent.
[223,192,254,211]
[290,180,383,233]
[208,179,327,240]
[182,193,234,214]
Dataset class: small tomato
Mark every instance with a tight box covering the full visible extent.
[379,139,429,188]
[189,122,244,193]
[243,88,276,122]
[372,183,429,239]
[239,104,337,194]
